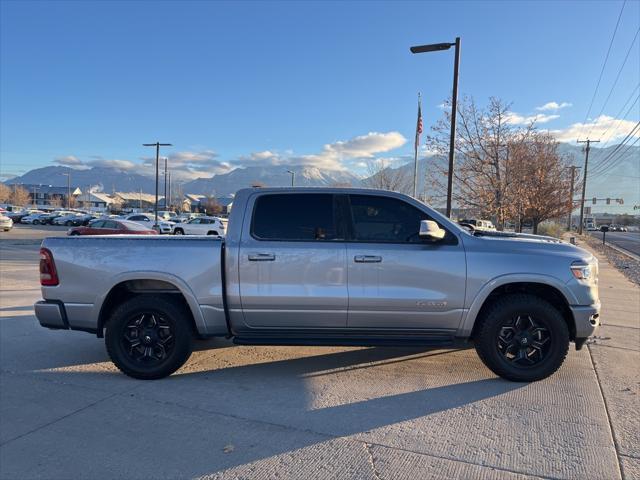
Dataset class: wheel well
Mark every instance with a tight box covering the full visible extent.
[471,282,576,341]
[97,279,196,338]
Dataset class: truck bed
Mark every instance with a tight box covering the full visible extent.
[38,235,228,336]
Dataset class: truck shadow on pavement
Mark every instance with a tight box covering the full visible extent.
[26,346,527,478]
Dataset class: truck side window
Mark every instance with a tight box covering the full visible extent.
[252,194,338,241]
[349,195,441,244]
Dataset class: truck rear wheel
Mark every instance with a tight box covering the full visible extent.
[474,293,569,382]
[105,295,193,379]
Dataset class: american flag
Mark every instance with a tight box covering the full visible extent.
[415,98,423,150]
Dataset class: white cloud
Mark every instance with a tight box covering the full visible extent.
[141,150,232,179]
[536,101,572,111]
[236,150,283,166]
[53,155,86,167]
[293,131,406,170]
[86,159,136,171]
[237,131,407,171]
[505,112,560,125]
[49,131,408,179]
[550,115,640,143]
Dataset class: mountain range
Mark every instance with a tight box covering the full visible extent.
[4,143,638,211]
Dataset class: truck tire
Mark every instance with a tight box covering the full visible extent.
[474,293,569,382]
[105,295,194,380]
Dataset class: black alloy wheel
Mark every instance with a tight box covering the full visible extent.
[105,295,193,379]
[474,293,569,382]
[122,313,175,366]
[496,314,551,367]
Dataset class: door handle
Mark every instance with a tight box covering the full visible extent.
[354,255,382,263]
[248,253,276,261]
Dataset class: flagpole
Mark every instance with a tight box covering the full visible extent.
[413,93,422,198]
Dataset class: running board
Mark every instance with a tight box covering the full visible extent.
[233,334,462,348]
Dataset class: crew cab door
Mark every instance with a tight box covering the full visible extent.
[238,193,348,329]
[345,194,466,331]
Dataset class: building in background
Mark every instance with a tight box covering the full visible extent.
[77,191,114,212]
[112,192,163,211]
[17,184,82,208]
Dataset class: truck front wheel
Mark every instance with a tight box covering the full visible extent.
[474,293,569,382]
[105,295,193,379]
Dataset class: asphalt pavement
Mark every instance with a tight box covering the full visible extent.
[589,230,640,257]
[0,234,637,479]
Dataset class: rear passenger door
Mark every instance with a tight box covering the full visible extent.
[346,194,466,331]
[238,193,348,330]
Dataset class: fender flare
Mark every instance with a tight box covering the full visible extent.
[95,270,208,336]
[458,273,578,337]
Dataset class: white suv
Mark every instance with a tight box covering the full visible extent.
[172,216,225,236]
[123,214,175,234]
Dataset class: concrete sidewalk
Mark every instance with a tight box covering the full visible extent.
[578,238,640,479]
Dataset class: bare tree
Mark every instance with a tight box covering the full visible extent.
[363,159,411,194]
[202,196,223,215]
[0,184,11,203]
[427,96,538,226]
[9,186,29,207]
[510,132,572,234]
[49,196,63,208]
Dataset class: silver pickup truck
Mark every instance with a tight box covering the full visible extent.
[35,187,600,381]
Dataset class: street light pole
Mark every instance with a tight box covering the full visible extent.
[286,170,295,187]
[410,36,461,218]
[143,142,172,228]
[447,37,461,219]
[163,157,168,210]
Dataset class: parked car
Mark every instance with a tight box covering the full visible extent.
[53,213,88,226]
[6,211,27,223]
[0,214,13,231]
[156,211,178,221]
[123,213,175,234]
[21,212,50,224]
[68,219,159,236]
[35,187,600,382]
[459,219,497,232]
[172,216,225,236]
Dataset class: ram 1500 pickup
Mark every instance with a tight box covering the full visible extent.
[35,187,600,381]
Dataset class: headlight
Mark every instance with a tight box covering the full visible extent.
[570,261,592,280]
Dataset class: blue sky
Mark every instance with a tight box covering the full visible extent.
[1,0,639,181]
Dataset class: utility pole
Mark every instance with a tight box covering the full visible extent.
[577,139,600,235]
[143,142,172,228]
[567,166,580,231]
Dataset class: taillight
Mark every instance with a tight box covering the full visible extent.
[39,248,59,286]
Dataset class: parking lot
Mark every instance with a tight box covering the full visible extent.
[0,227,638,479]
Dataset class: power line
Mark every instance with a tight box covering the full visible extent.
[582,0,627,125]
[591,135,640,177]
[588,121,640,176]
[599,85,640,145]
[586,26,640,138]
[588,94,640,171]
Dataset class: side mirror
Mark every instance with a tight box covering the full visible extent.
[419,220,445,241]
